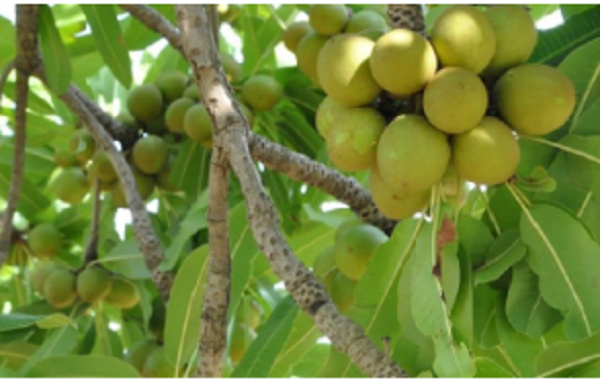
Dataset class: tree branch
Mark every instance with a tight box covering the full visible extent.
[119,4,183,55]
[176,5,405,378]
[387,5,426,35]
[81,178,101,268]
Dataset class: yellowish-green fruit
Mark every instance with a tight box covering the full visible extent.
[183,103,213,142]
[329,270,356,313]
[369,168,431,220]
[105,276,140,309]
[90,150,117,182]
[236,298,262,331]
[452,116,520,185]
[155,70,187,103]
[345,10,387,33]
[28,223,62,258]
[132,135,169,175]
[334,217,362,242]
[333,223,387,281]
[431,5,496,74]
[69,130,96,165]
[126,340,159,374]
[423,67,488,134]
[230,322,256,365]
[377,115,451,193]
[165,98,195,133]
[50,167,90,205]
[142,347,178,378]
[127,84,164,122]
[43,269,77,308]
[283,21,312,53]
[484,5,537,76]
[76,266,112,303]
[358,28,387,42]
[222,53,242,82]
[309,4,348,36]
[327,107,385,172]
[54,147,79,168]
[143,114,168,136]
[495,63,576,136]
[317,34,381,107]
[182,84,200,101]
[241,75,283,111]
[111,169,155,208]
[296,32,329,85]
[315,97,347,140]
[32,261,59,294]
[156,156,178,192]
[313,247,336,289]
[369,29,438,97]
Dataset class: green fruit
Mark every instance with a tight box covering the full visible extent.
[165,98,195,133]
[369,168,431,220]
[423,67,488,134]
[155,70,187,103]
[105,276,140,309]
[50,167,90,205]
[143,114,169,135]
[77,266,112,303]
[345,9,387,33]
[222,53,242,82]
[283,21,312,53]
[309,4,348,36]
[156,155,178,192]
[183,103,213,142]
[43,269,77,308]
[484,5,537,76]
[369,29,438,97]
[315,97,347,140]
[127,84,164,122]
[313,246,336,280]
[326,107,386,172]
[241,75,283,111]
[31,261,59,294]
[126,340,159,374]
[54,147,78,168]
[182,84,201,101]
[28,223,62,258]
[495,63,576,136]
[229,322,256,365]
[431,5,496,74]
[69,130,96,165]
[132,135,169,175]
[90,150,117,182]
[317,34,381,107]
[334,217,362,242]
[451,116,520,185]
[333,223,387,281]
[296,32,329,85]
[329,270,356,313]
[111,168,155,208]
[142,347,178,378]
[377,114,451,193]
[358,28,387,42]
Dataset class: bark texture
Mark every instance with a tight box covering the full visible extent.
[387,5,426,34]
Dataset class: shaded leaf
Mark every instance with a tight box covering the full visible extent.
[457,215,494,266]
[474,357,514,378]
[536,331,600,377]
[26,355,139,377]
[100,239,151,280]
[474,230,527,286]
[0,313,44,332]
[19,326,78,375]
[35,313,77,330]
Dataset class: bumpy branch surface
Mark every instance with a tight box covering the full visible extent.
[387,5,426,34]
[119,4,183,55]
[177,5,405,378]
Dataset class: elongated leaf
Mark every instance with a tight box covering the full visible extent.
[100,239,151,280]
[520,203,600,340]
[20,326,78,375]
[536,331,600,377]
[35,313,76,330]
[474,230,527,286]
[473,285,500,348]
[26,355,139,377]
[170,141,210,198]
[474,357,513,378]
[0,314,44,332]
[164,245,209,369]
[0,341,38,371]
[80,5,132,88]
[38,5,72,94]
[0,165,50,221]
[320,347,363,378]
[457,215,494,266]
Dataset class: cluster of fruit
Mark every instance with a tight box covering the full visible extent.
[285,5,576,220]
[313,219,387,312]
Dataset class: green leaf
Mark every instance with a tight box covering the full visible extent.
[474,230,527,286]
[26,355,140,377]
[0,341,38,371]
[100,239,152,280]
[520,203,600,340]
[0,15,15,69]
[19,326,78,375]
[170,141,210,198]
[0,314,43,332]
[474,357,513,378]
[473,285,500,348]
[38,5,72,94]
[561,4,598,19]
[164,245,209,368]
[320,347,364,378]
[536,331,600,377]
[35,313,77,330]
[80,5,132,88]
[457,214,494,266]
[571,98,600,135]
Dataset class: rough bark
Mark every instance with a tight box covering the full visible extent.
[176,5,405,378]
[387,5,426,34]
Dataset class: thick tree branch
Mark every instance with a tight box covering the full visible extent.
[387,5,426,35]
[176,5,405,378]
[119,4,183,55]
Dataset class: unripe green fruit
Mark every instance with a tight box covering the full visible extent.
[69,130,96,165]
[105,276,140,309]
[484,5,537,76]
[28,223,62,258]
[182,84,200,101]
[329,270,356,313]
[90,150,117,182]
[111,169,155,208]
[126,340,159,374]
[155,70,187,103]
[369,168,431,220]
[127,84,164,122]
[142,347,178,378]
[54,147,78,168]
[369,29,438,97]
[283,21,312,53]
[241,75,283,111]
[50,167,90,205]
[76,266,112,303]
[333,224,387,281]
[165,98,195,134]
[334,217,362,242]
[345,10,387,34]
[451,116,520,185]
[32,261,59,294]
[327,107,386,172]
[156,155,178,192]
[43,269,77,309]
[222,53,243,82]
[296,32,329,85]
[308,4,348,36]
[183,103,213,143]
[495,63,576,136]
[431,5,496,74]
[132,135,169,175]
[317,34,381,107]
[143,114,169,136]
[377,114,451,193]
[315,97,347,140]
[230,322,256,365]
[313,247,337,291]
[423,67,488,134]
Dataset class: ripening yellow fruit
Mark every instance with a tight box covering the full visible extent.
[105,276,140,309]
[283,22,312,53]
[369,168,431,220]
[333,223,387,281]
[43,269,77,309]
[155,70,187,103]
[241,75,283,111]
[329,270,356,313]
[315,97,348,140]
[165,97,195,133]
[50,167,90,205]
[296,32,329,85]
[90,150,117,182]
[345,9,387,34]
[77,266,112,303]
[308,4,349,36]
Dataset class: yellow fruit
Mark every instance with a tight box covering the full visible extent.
[377,114,451,193]
[345,9,387,33]
[132,135,169,175]
[423,67,488,134]
[111,169,155,208]
[317,34,381,107]
[126,340,159,374]
[50,167,90,205]
[431,5,496,74]
[315,97,348,140]
[142,347,178,378]
[326,107,386,172]
[333,223,387,281]
[329,270,356,313]
[309,4,349,36]
[283,22,312,53]
[230,322,256,365]
[69,130,96,165]
[484,5,537,76]
[76,266,112,303]
[165,98,195,133]
[54,147,78,168]
[296,32,329,85]
[155,70,187,103]
[28,223,62,259]
[105,276,140,309]
[241,75,283,111]
[369,168,431,220]
[369,29,438,97]
[90,150,117,182]
[358,28,387,42]
[452,116,520,185]
[31,261,59,294]
[43,269,77,308]
[183,103,213,142]
[495,63,576,136]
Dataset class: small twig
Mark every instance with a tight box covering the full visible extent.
[0,59,16,107]
[81,178,101,269]
[119,4,183,55]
